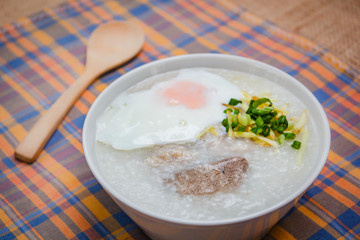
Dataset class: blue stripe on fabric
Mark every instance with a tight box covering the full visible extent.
[8,58,25,69]
[337,209,360,229]
[68,195,80,205]
[322,178,334,186]
[347,149,360,162]
[3,157,15,169]
[326,82,339,92]
[178,36,195,48]
[113,211,134,226]
[252,26,265,34]
[130,4,150,15]
[305,51,321,61]
[0,231,16,240]
[353,157,360,167]
[337,73,352,85]
[82,178,98,187]
[227,39,243,47]
[64,6,80,17]
[56,34,78,46]
[76,232,90,240]
[18,223,31,233]
[287,69,299,76]
[39,46,51,54]
[151,0,171,4]
[335,168,347,178]
[52,206,62,214]
[73,115,85,129]
[88,183,102,194]
[28,214,49,228]
[308,229,337,240]
[34,15,56,29]
[0,123,8,134]
[313,89,330,103]
[45,130,64,148]
[17,109,39,124]
[305,186,322,198]
[93,222,110,238]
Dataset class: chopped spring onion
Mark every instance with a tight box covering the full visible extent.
[284,132,296,140]
[262,125,271,137]
[229,98,242,106]
[255,116,264,127]
[278,134,285,145]
[221,95,304,151]
[291,140,301,150]
[238,114,249,126]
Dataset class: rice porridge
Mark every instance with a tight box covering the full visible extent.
[95,68,318,221]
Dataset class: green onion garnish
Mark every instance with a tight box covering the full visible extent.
[278,134,285,145]
[255,116,264,127]
[229,98,242,106]
[291,140,301,149]
[284,132,296,140]
[262,125,271,137]
[252,98,272,109]
[222,96,301,151]
[223,108,233,113]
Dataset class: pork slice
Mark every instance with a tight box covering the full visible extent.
[172,157,248,195]
[146,144,193,167]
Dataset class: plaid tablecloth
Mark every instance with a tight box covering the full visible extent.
[1,0,359,239]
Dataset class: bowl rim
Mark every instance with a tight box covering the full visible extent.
[83,53,331,226]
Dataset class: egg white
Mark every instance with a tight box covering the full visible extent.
[96,69,243,150]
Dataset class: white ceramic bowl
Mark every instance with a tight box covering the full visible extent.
[83,54,330,240]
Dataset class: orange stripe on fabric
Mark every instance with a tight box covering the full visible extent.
[9,124,27,142]
[29,60,66,93]
[54,48,84,76]
[299,69,325,88]
[6,42,23,56]
[329,119,360,145]
[104,1,127,15]
[297,205,328,228]
[18,37,38,52]
[92,5,114,21]
[49,215,75,239]
[0,208,13,228]
[0,106,11,123]
[227,19,252,34]
[331,87,360,114]
[0,135,15,156]
[350,168,360,181]
[63,206,93,232]
[260,38,294,66]
[111,226,134,240]
[269,226,296,240]
[180,1,224,26]
[2,176,43,239]
[323,185,356,209]
[336,177,360,199]
[327,149,343,164]
[33,30,54,45]
[309,62,337,82]
[82,195,111,221]
[305,197,358,236]
[138,0,221,52]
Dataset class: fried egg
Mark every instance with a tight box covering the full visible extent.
[96,69,243,150]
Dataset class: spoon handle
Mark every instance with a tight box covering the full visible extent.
[15,71,95,163]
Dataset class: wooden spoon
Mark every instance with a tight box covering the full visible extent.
[15,21,145,163]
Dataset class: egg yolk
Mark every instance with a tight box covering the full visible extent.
[162,81,207,109]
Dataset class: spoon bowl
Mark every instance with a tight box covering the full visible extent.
[15,21,145,163]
